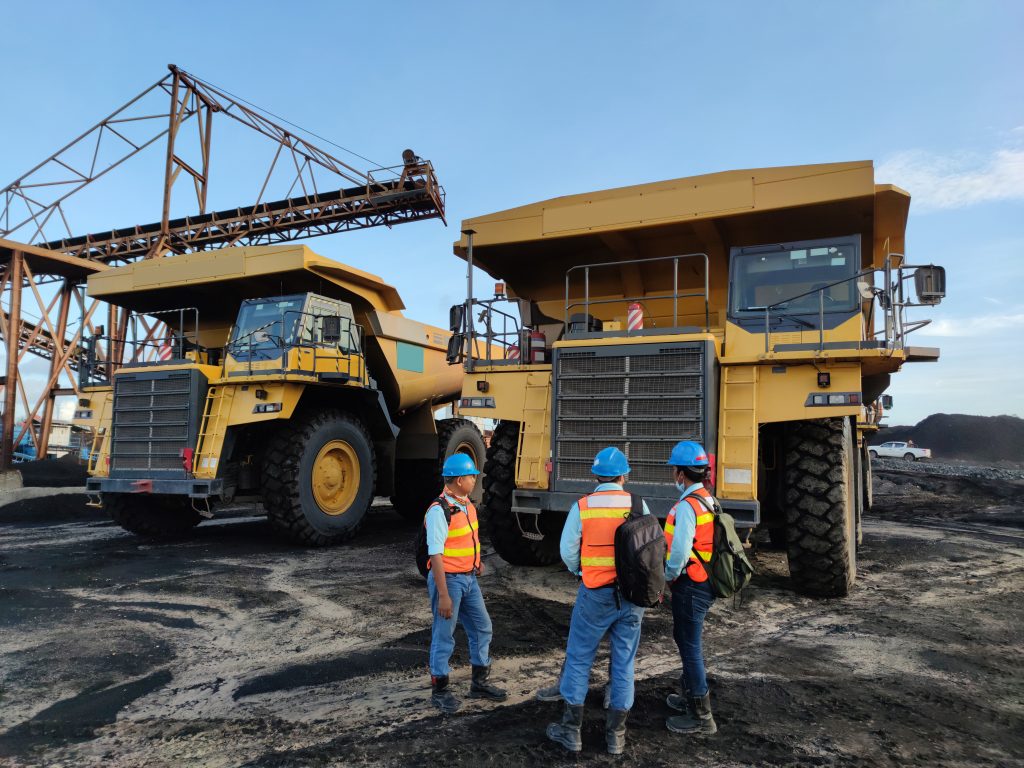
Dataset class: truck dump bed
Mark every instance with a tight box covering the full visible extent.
[86,244,461,411]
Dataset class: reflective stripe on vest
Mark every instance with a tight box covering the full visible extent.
[425,492,481,573]
[579,490,631,588]
[664,488,715,582]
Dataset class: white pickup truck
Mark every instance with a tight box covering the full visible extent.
[869,441,932,461]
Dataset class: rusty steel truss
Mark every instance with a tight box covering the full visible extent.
[0,65,445,466]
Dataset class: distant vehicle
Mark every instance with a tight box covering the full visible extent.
[869,442,931,461]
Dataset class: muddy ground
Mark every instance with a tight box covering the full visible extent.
[1,468,1022,768]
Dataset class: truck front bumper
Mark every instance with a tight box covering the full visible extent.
[86,477,224,498]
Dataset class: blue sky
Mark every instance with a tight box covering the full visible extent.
[3,1,1022,426]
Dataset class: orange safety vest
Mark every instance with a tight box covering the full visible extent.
[664,487,715,582]
[579,489,633,588]
[426,491,481,574]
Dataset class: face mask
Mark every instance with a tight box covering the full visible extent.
[676,481,689,494]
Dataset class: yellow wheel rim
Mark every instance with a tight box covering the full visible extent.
[455,442,478,466]
[311,440,360,516]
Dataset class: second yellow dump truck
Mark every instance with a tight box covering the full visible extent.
[449,161,945,597]
[74,244,485,544]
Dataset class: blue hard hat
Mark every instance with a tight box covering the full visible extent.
[667,441,709,467]
[442,452,480,478]
[591,446,631,476]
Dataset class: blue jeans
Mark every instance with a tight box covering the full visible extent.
[671,577,715,696]
[559,584,645,710]
[427,571,493,676]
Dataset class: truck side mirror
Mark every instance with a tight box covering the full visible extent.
[914,266,946,305]
[881,394,893,409]
[449,305,465,333]
[446,333,464,364]
[321,316,341,344]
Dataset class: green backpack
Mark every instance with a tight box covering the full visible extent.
[687,494,755,598]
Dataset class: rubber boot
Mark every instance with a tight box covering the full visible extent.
[666,692,717,735]
[431,674,462,715]
[536,681,562,702]
[546,702,584,753]
[469,664,507,701]
[605,708,629,755]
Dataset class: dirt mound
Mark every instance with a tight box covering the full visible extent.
[870,413,1024,463]
[17,454,89,488]
[0,493,101,524]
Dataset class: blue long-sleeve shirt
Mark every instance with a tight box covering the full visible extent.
[559,482,651,576]
[665,481,709,582]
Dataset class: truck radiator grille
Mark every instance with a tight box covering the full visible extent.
[110,372,196,473]
[555,346,705,486]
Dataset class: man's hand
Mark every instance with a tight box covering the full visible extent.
[438,594,454,619]
[476,561,486,576]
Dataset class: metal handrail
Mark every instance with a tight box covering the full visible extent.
[80,306,202,388]
[232,308,364,380]
[454,297,523,368]
[744,255,937,354]
[564,252,711,333]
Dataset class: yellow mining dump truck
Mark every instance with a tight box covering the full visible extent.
[448,161,946,596]
[73,244,485,544]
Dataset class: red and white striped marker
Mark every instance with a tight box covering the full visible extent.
[627,303,644,332]
[158,344,173,361]
[507,345,520,360]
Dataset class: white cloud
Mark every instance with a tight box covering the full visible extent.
[877,148,1024,212]
[917,311,1024,337]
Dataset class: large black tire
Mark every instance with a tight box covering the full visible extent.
[767,526,787,550]
[105,493,201,538]
[783,417,858,597]
[262,410,376,546]
[482,421,562,566]
[390,418,486,521]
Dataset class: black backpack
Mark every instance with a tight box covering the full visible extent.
[413,496,456,579]
[686,493,755,598]
[614,495,668,607]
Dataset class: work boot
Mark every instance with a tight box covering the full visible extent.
[666,692,717,735]
[469,664,507,701]
[666,676,694,714]
[546,702,584,752]
[536,680,563,702]
[605,708,629,755]
[430,674,462,715]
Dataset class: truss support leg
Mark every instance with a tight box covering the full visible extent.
[38,280,74,458]
[2,250,24,469]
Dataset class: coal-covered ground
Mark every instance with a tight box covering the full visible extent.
[1,465,1022,768]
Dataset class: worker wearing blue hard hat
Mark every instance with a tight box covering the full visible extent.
[545,446,650,756]
[663,439,719,736]
[423,452,506,714]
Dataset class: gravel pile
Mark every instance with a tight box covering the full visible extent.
[872,456,1024,482]
[17,454,89,487]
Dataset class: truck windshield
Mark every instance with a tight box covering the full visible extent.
[230,295,306,357]
[730,240,858,318]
